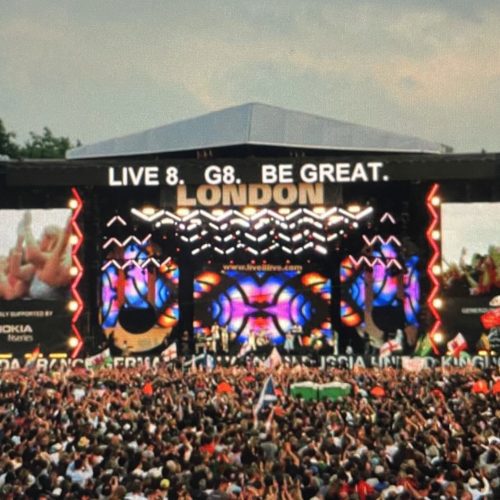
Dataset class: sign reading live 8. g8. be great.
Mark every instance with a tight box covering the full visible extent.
[107,161,386,187]
[107,161,386,207]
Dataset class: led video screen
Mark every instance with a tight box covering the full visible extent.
[340,242,420,348]
[440,202,500,349]
[0,208,73,354]
[441,202,500,297]
[194,264,332,353]
[100,240,179,354]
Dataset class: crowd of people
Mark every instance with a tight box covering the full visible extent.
[0,361,498,499]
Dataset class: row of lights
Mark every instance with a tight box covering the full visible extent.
[142,204,364,218]
[130,206,372,256]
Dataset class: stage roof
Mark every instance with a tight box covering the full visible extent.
[67,103,450,159]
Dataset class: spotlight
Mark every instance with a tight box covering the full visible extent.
[431,196,441,207]
[68,198,78,210]
[141,206,156,216]
[347,204,361,213]
[243,207,256,216]
[67,300,78,312]
[431,230,440,240]
[69,235,79,246]
[68,337,79,348]
[432,265,441,276]
[432,298,443,309]
[177,208,190,217]
[433,332,445,344]
[69,266,79,277]
[313,206,326,214]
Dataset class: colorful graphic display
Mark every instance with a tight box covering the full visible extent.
[194,264,332,351]
[340,242,420,347]
[0,208,73,354]
[100,241,179,354]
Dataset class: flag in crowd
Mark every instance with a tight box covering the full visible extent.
[264,347,282,369]
[414,334,433,356]
[447,332,468,357]
[290,381,351,402]
[402,356,426,372]
[379,338,402,358]
[254,375,278,414]
[161,342,177,363]
[183,352,215,370]
[205,353,215,370]
[24,345,41,370]
[237,341,251,358]
[85,348,112,370]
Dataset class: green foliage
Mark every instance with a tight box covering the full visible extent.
[21,127,80,159]
[0,119,80,159]
[0,119,20,158]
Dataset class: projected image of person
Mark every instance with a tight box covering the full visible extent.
[14,210,72,300]
[0,243,31,300]
[441,203,500,297]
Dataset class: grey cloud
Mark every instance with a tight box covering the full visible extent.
[1,0,499,152]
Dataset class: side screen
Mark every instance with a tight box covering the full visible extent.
[0,208,73,354]
[440,202,500,348]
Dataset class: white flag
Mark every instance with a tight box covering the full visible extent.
[161,343,177,362]
[379,339,402,358]
[447,333,467,357]
[264,347,282,369]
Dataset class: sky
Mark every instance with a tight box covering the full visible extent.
[1,0,500,153]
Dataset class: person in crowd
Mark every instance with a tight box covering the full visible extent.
[0,361,498,499]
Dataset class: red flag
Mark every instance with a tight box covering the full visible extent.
[216,381,234,394]
[25,346,41,370]
[142,382,154,396]
[379,339,402,358]
[447,333,468,357]
[370,386,386,398]
[472,379,489,394]
[492,380,500,394]
[481,308,500,330]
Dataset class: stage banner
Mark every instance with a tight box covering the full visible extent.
[1,354,499,372]
[6,156,500,187]
[0,209,73,355]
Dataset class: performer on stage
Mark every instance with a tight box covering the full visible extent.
[256,329,269,347]
[291,322,303,346]
[210,323,220,352]
[248,328,257,351]
[284,328,295,353]
[220,325,229,352]
[310,330,323,352]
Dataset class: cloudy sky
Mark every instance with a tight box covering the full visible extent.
[1,0,499,152]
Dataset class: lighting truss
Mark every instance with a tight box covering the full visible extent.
[425,183,441,354]
[70,188,84,358]
[130,205,374,256]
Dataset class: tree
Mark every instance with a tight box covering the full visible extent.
[0,119,20,158]
[20,127,80,159]
[0,118,80,159]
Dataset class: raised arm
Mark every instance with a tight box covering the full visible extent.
[21,211,47,267]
